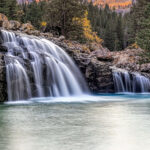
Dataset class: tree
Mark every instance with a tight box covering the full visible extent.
[45,0,86,38]
[20,0,47,29]
[136,2,150,50]
[116,15,124,50]
[73,11,103,43]
[0,0,19,20]
[126,0,150,47]
[87,3,125,51]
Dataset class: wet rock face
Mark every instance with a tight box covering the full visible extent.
[85,58,114,93]
[0,53,7,102]
[0,30,8,102]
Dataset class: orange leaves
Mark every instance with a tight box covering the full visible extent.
[89,0,132,9]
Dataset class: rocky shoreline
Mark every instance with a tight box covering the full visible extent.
[0,13,150,101]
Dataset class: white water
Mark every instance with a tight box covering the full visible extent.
[113,71,150,93]
[1,30,89,101]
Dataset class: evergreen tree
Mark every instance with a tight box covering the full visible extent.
[88,4,125,51]
[0,0,9,16]
[104,24,116,51]
[0,0,19,20]
[20,0,47,29]
[116,15,124,50]
[126,0,150,47]
[46,0,86,38]
[136,2,150,50]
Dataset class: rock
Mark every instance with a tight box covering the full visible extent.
[20,23,34,32]
[2,20,11,30]
[89,42,103,51]
[0,45,7,52]
[85,58,114,93]
[141,63,150,73]
[0,13,8,27]
[90,49,113,62]
[28,30,41,36]
[0,53,7,102]
[40,32,53,38]
[58,35,65,41]
[9,20,21,30]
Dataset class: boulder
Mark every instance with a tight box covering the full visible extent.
[9,20,21,30]
[89,42,104,52]
[58,35,65,41]
[0,45,7,52]
[0,13,8,27]
[40,32,53,38]
[20,23,34,32]
[90,49,113,62]
[141,63,150,73]
[2,20,11,30]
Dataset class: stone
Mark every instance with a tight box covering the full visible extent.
[0,13,8,27]
[0,45,7,52]
[58,35,65,41]
[40,32,53,38]
[89,42,103,51]
[20,23,34,32]
[9,20,21,30]
[141,63,150,73]
[2,20,11,30]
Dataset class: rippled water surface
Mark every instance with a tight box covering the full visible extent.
[0,94,150,150]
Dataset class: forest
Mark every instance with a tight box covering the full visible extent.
[0,0,150,51]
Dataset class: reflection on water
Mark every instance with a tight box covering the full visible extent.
[0,95,150,150]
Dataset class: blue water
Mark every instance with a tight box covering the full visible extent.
[0,94,150,150]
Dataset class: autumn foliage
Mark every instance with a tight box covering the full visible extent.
[88,0,132,9]
[73,11,103,43]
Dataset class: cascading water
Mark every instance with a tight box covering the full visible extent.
[113,70,150,93]
[1,30,89,101]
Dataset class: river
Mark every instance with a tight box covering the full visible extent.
[0,94,150,150]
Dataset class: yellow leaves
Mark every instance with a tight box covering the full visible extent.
[73,10,103,43]
[41,21,47,27]
[129,43,139,49]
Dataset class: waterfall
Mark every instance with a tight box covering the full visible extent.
[1,30,89,101]
[113,70,150,93]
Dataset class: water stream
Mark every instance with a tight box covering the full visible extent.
[1,30,89,101]
[113,70,150,93]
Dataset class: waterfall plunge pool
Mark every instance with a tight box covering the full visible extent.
[0,94,150,150]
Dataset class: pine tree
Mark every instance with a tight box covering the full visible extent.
[0,0,19,20]
[20,0,47,29]
[104,24,116,51]
[136,2,150,50]
[0,0,9,16]
[126,0,150,46]
[116,15,124,50]
[87,3,125,51]
[46,0,86,38]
